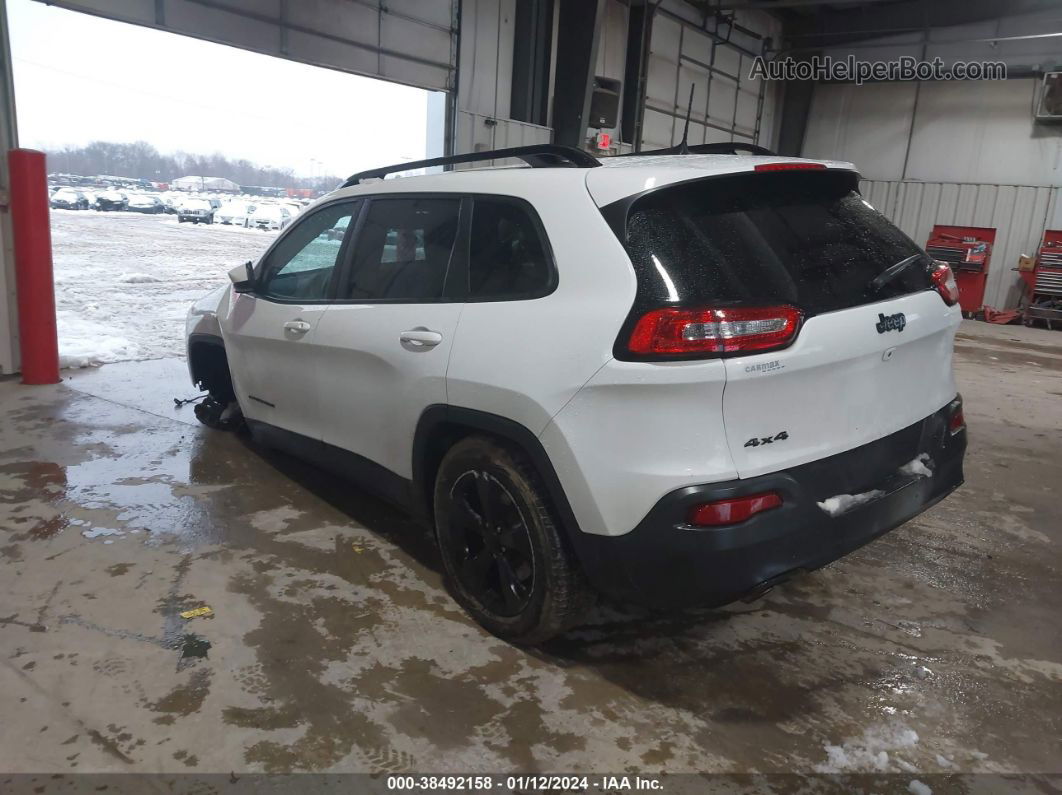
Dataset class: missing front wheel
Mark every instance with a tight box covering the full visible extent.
[193,396,244,431]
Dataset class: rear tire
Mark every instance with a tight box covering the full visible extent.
[433,436,589,644]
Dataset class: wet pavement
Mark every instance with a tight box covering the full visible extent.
[1,321,1060,780]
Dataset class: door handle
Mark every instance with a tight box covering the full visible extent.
[400,329,443,348]
[283,320,312,335]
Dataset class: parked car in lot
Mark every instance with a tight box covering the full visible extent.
[126,194,166,214]
[185,143,967,643]
[214,200,257,227]
[177,198,217,224]
[160,193,183,214]
[95,189,128,212]
[49,188,91,210]
[250,203,293,231]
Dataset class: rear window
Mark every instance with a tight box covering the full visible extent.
[619,171,929,315]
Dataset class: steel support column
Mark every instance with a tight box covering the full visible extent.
[0,0,20,374]
[551,0,606,148]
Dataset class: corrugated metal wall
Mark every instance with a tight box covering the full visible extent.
[804,79,1062,187]
[453,111,551,153]
[861,180,1060,309]
[454,0,550,157]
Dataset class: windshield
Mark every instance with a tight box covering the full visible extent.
[619,171,930,315]
[183,199,210,210]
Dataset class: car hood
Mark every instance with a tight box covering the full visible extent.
[189,284,228,319]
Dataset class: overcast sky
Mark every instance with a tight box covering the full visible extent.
[8,0,436,177]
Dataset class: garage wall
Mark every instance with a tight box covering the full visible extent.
[799,7,1062,310]
[804,76,1062,307]
[454,0,550,154]
[861,179,1060,310]
[641,0,782,151]
[804,79,1062,186]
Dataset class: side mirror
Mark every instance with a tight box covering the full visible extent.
[229,261,255,293]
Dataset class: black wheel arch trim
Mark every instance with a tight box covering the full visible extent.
[413,405,588,558]
[186,332,226,384]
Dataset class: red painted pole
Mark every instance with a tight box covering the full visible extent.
[7,148,60,384]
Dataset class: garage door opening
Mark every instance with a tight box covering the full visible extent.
[9,0,444,369]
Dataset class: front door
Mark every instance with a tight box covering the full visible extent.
[221,200,359,441]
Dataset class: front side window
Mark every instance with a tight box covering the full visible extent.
[257,201,358,301]
[345,198,460,301]
[468,198,553,300]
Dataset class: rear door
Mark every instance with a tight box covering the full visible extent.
[312,195,466,479]
[619,170,960,478]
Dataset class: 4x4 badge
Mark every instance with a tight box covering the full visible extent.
[876,312,906,333]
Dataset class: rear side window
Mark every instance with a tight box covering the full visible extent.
[346,198,460,301]
[468,198,553,300]
[620,171,929,315]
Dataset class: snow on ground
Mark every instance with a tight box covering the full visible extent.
[50,209,277,368]
[814,722,921,773]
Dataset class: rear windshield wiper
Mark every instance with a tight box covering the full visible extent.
[867,253,928,295]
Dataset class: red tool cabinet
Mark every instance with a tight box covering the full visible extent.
[1022,230,1062,330]
[924,225,996,315]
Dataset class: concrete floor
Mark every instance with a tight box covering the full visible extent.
[1,321,1060,782]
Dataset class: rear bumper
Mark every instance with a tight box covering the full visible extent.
[570,401,966,608]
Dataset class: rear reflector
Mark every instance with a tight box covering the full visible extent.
[628,305,802,357]
[929,260,960,306]
[687,492,783,527]
[754,162,827,172]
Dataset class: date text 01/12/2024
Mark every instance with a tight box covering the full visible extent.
[385,775,665,791]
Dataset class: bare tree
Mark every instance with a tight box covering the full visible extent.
[45,141,340,191]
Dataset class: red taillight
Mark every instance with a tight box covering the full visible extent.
[949,408,965,434]
[948,396,965,434]
[687,492,783,527]
[627,305,802,357]
[753,162,827,172]
[929,261,960,306]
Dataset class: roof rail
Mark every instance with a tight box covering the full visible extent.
[618,142,775,157]
[342,144,600,187]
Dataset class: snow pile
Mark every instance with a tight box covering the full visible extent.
[81,526,124,539]
[814,722,920,772]
[50,211,275,367]
[57,310,138,369]
[118,272,162,284]
[817,489,885,517]
[908,780,932,795]
[900,453,934,478]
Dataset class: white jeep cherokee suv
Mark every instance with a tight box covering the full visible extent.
[185,143,967,643]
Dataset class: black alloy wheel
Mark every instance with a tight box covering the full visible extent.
[433,435,589,644]
[447,469,535,617]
